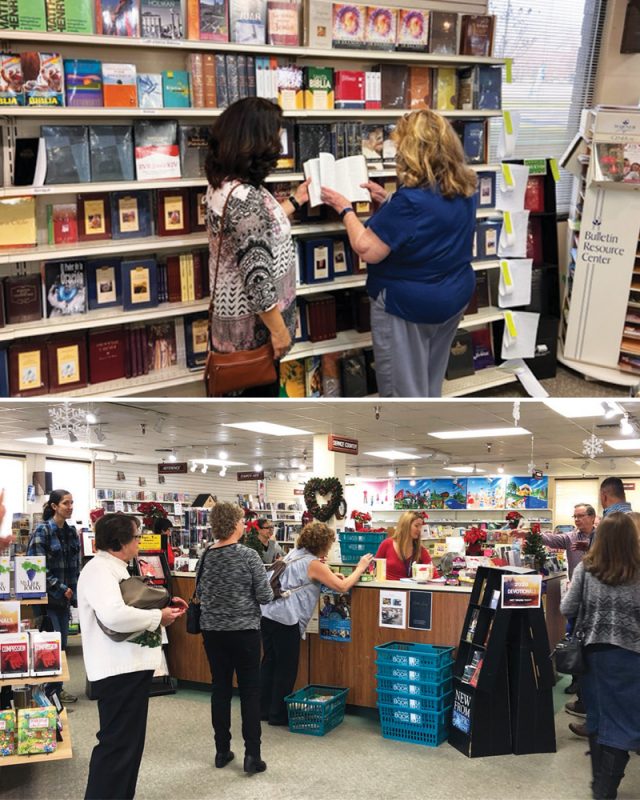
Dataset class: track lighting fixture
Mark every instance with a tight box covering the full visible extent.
[201,464,208,474]
[68,430,77,443]
[168,451,177,463]
[621,414,634,435]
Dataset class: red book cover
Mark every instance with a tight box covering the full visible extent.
[156,189,190,236]
[4,275,43,324]
[524,175,545,213]
[46,334,88,393]
[165,256,182,302]
[527,216,544,265]
[193,252,204,300]
[128,326,139,377]
[136,325,149,375]
[88,328,128,384]
[8,342,48,397]
[334,70,365,104]
[77,193,112,242]
[51,203,78,244]
[267,0,301,46]
[30,632,62,676]
[0,634,30,679]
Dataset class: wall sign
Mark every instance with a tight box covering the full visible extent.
[327,434,359,455]
[237,471,265,481]
[158,462,188,475]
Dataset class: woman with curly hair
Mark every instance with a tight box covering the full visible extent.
[205,97,310,396]
[321,109,478,397]
[197,502,273,775]
[260,522,372,725]
[375,511,436,581]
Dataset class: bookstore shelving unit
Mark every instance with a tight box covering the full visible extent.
[559,106,640,387]
[0,21,508,398]
[448,565,556,758]
[95,491,188,530]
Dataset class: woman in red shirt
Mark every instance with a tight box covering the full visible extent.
[375,511,436,581]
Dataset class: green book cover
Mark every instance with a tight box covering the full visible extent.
[1,0,47,30]
[162,70,191,107]
[46,0,94,34]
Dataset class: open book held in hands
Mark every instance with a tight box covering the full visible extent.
[303,153,371,207]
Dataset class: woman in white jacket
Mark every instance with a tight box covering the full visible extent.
[78,513,186,800]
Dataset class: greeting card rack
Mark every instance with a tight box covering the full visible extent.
[448,565,556,758]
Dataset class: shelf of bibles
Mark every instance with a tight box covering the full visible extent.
[1,708,72,766]
[54,364,203,398]
[442,366,518,397]
[557,351,639,388]
[0,298,209,342]
[0,651,70,689]
[0,30,506,66]
[4,108,502,120]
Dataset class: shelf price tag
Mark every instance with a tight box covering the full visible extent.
[503,111,513,136]
[549,159,560,182]
[505,58,513,84]
[504,310,518,340]
[500,260,513,289]
[501,163,514,190]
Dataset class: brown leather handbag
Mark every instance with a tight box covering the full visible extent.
[205,183,278,397]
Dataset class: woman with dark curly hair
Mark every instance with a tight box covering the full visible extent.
[205,97,310,396]
[197,502,274,775]
[260,522,372,725]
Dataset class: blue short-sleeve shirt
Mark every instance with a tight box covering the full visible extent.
[366,185,477,325]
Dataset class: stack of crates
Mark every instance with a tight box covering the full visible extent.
[374,642,454,746]
[337,531,386,563]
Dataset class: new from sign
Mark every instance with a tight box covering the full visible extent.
[327,435,359,455]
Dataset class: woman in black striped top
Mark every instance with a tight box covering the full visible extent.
[197,502,273,775]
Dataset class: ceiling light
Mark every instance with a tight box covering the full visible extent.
[387,469,394,477]
[620,414,634,435]
[191,458,246,467]
[602,401,623,419]
[444,466,486,473]
[581,460,590,470]
[218,450,228,460]
[497,465,505,473]
[201,464,208,474]
[544,399,616,418]
[85,412,97,424]
[409,480,416,487]
[190,462,197,472]
[364,450,421,460]
[277,472,285,480]
[254,463,263,472]
[110,453,118,464]
[290,458,298,468]
[46,429,54,446]
[429,427,531,440]
[221,422,312,436]
[168,451,177,463]
[68,430,78,443]
[298,463,307,472]
[219,467,227,477]
[19,435,104,449]
[94,426,106,443]
[604,438,640,451]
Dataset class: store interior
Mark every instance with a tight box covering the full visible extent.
[1,398,640,798]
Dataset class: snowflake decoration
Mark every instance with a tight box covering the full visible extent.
[48,402,89,441]
[582,433,604,459]
[527,461,536,473]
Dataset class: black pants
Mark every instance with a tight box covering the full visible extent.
[85,670,153,800]
[202,629,262,758]
[260,617,301,725]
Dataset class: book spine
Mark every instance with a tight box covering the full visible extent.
[225,54,240,104]
[187,0,199,39]
[188,54,205,107]
[45,0,63,31]
[246,55,256,96]
[203,54,217,107]
[214,54,228,107]
[237,53,247,99]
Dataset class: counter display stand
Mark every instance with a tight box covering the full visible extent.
[559,105,640,386]
[0,23,509,398]
[1,599,73,766]
[448,565,556,758]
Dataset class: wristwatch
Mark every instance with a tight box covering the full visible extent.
[339,207,355,220]
[288,195,301,212]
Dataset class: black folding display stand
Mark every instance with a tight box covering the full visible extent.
[448,566,556,758]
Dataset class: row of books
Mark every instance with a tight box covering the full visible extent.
[295,290,371,346]
[4,0,495,58]
[15,121,207,186]
[0,318,184,396]
[0,704,59,757]
[279,349,377,398]
[0,251,209,324]
[95,489,191,501]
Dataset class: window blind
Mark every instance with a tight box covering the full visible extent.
[488,0,608,211]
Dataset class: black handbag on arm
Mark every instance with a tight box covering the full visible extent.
[553,572,587,675]
[186,546,210,635]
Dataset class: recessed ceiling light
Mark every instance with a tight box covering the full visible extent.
[221,422,311,436]
[85,412,97,424]
[544,399,619,418]
[168,452,177,463]
[497,465,505,473]
[620,414,634,435]
[605,439,640,451]
[428,427,531,440]
[219,450,228,460]
[444,466,486,473]
[364,450,421,460]
[191,458,247,467]
[254,463,263,472]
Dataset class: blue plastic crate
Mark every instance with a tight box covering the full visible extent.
[285,685,348,736]
[375,641,454,670]
[376,686,453,713]
[379,707,451,747]
[338,532,386,563]
[375,660,453,691]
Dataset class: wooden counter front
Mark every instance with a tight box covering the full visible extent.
[166,575,310,689]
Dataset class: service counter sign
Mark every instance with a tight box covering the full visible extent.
[501,574,542,609]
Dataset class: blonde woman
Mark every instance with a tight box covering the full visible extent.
[321,110,478,397]
[260,522,372,726]
[375,511,436,581]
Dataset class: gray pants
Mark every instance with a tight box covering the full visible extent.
[371,291,463,397]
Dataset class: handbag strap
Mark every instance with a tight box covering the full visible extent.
[192,544,212,602]
[208,181,244,343]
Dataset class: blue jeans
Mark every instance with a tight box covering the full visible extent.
[581,644,640,750]
[44,605,70,696]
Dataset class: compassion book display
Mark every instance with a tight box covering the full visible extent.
[0,2,513,398]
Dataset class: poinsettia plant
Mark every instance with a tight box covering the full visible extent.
[137,501,168,529]
[506,510,524,529]
[464,527,487,545]
[351,510,372,524]
[89,507,105,525]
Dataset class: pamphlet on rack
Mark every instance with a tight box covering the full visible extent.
[303,153,371,207]
[498,259,532,308]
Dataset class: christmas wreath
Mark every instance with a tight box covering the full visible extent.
[303,477,344,522]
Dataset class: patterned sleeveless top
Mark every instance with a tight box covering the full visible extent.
[205,180,297,353]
